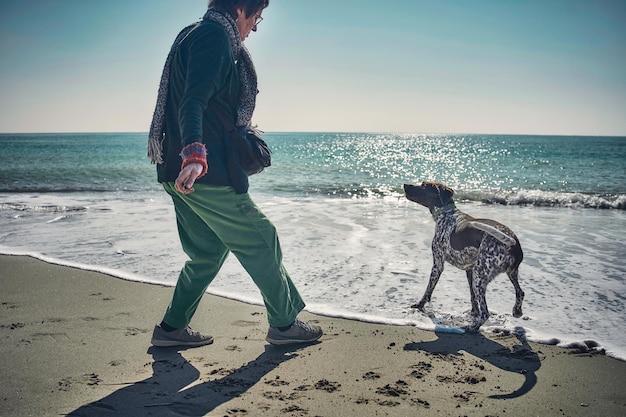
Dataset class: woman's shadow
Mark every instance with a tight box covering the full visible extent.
[404,326,541,399]
[66,344,306,416]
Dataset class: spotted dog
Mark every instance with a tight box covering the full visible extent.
[403,181,524,332]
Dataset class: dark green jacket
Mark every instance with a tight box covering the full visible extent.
[157,19,248,193]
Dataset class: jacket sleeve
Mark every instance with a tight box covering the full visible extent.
[177,24,232,147]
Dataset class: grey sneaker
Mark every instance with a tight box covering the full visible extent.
[151,324,213,347]
[265,319,323,345]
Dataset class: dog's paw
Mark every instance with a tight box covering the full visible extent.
[410,301,426,311]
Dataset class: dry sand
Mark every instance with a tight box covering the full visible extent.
[1,254,625,417]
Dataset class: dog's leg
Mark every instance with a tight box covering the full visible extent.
[507,267,524,318]
[466,270,479,316]
[465,263,495,332]
[411,255,444,310]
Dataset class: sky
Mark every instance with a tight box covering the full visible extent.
[0,0,624,135]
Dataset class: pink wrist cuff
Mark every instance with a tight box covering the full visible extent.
[180,142,208,178]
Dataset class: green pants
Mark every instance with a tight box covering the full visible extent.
[161,183,305,329]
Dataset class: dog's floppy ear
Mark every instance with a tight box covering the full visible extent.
[438,184,454,199]
[435,183,454,206]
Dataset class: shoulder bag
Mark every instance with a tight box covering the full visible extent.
[215,108,271,176]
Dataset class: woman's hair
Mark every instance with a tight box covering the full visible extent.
[209,0,270,20]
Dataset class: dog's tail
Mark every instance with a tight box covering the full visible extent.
[489,371,537,399]
[467,221,516,247]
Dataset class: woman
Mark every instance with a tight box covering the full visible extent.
[147,0,322,347]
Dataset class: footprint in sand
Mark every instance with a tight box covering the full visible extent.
[314,379,341,392]
[226,409,248,415]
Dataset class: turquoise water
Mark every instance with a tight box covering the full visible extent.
[1,132,625,360]
[1,132,624,208]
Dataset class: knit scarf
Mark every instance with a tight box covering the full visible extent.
[147,8,258,164]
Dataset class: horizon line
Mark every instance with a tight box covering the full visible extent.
[1,131,625,138]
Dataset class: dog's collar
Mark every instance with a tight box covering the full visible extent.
[431,202,457,220]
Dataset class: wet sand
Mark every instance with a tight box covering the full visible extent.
[1,254,625,416]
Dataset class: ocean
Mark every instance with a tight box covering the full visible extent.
[1,132,625,360]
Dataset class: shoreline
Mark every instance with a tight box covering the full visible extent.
[2,254,626,416]
[2,249,623,363]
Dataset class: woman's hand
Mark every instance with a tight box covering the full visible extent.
[175,162,205,194]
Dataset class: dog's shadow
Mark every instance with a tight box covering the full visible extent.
[65,344,308,416]
[404,327,540,399]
